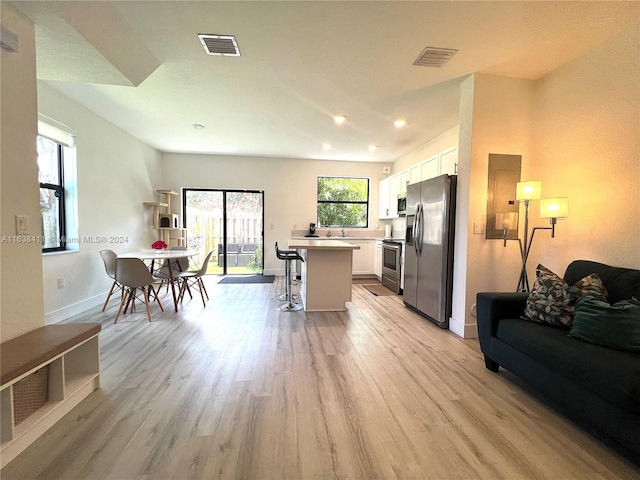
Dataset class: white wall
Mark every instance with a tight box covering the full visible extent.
[454,74,536,338]
[3,5,637,335]
[531,24,640,272]
[1,4,45,341]
[161,153,385,275]
[37,83,163,323]
[457,24,640,339]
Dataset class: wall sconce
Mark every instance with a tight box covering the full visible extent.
[495,212,518,246]
[509,181,568,292]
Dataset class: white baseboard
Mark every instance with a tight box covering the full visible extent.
[44,293,105,325]
[449,315,478,339]
[262,268,285,276]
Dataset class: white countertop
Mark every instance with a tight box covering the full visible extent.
[288,239,360,250]
[290,236,381,241]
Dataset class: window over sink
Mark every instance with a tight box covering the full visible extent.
[317,176,369,228]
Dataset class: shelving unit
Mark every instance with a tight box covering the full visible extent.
[144,190,186,247]
[0,327,101,468]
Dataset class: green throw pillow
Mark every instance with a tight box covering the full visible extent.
[522,264,608,327]
[568,296,640,352]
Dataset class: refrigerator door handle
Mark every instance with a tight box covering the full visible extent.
[416,203,423,256]
[411,204,420,255]
[418,203,424,255]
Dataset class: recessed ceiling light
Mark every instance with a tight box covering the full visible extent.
[333,115,346,125]
[394,119,407,128]
[368,145,378,152]
[192,123,205,130]
[322,142,332,150]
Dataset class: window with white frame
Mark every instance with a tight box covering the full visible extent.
[37,119,77,252]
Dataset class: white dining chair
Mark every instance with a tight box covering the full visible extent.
[176,251,214,307]
[154,246,190,293]
[114,258,164,323]
[99,249,122,311]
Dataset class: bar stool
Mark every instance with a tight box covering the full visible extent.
[275,242,304,311]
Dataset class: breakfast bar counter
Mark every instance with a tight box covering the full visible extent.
[288,239,360,311]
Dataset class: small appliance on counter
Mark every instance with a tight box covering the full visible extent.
[305,223,318,237]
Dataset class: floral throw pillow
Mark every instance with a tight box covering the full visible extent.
[522,264,608,327]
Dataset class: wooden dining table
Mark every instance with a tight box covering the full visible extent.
[118,250,199,312]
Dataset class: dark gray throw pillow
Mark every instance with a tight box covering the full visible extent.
[568,296,640,352]
[522,264,608,327]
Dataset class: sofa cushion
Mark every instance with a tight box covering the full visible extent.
[568,296,640,353]
[495,318,640,414]
[522,264,607,326]
[565,260,640,304]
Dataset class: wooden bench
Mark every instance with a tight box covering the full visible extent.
[0,324,101,468]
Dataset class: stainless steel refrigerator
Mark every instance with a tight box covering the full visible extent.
[403,174,457,328]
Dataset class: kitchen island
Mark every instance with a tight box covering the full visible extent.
[288,239,360,312]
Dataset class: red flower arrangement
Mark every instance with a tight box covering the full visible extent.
[152,240,168,250]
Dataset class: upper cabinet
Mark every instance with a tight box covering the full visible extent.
[409,164,421,185]
[378,145,458,219]
[420,154,439,181]
[378,177,391,218]
[399,170,410,193]
[388,173,401,217]
[439,146,458,175]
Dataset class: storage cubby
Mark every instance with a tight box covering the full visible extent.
[0,331,100,468]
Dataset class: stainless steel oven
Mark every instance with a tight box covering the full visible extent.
[382,240,402,294]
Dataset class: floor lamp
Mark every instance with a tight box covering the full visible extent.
[515,181,541,292]
[513,181,569,292]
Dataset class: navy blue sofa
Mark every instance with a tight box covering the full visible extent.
[477,260,640,458]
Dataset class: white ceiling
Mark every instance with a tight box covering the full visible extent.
[11,1,640,162]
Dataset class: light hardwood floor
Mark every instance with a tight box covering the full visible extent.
[2,277,639,479]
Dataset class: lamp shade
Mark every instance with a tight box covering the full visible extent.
[516,181,542,201]
[495,212,518,230]
[540,197,569,218]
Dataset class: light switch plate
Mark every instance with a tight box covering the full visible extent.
[473,222,485,234]
[15,215,29,235]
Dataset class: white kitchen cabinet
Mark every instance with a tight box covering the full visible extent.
[400,170,410,192]
[382,146,457,219]
[388,173,402,217]
[421,154,439,181]
[374,240,382,280]
[409,164,421,185]
[378,177,391,219]
[350,240,375,275]
[439,146,458,175]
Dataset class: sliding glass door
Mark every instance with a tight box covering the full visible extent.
[183,189,264,275]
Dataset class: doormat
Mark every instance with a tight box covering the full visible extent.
[218,275,275,284]
[363,284,397,296]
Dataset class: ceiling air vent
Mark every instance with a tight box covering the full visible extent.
[198,34,240,56]
[413,47,458,68]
